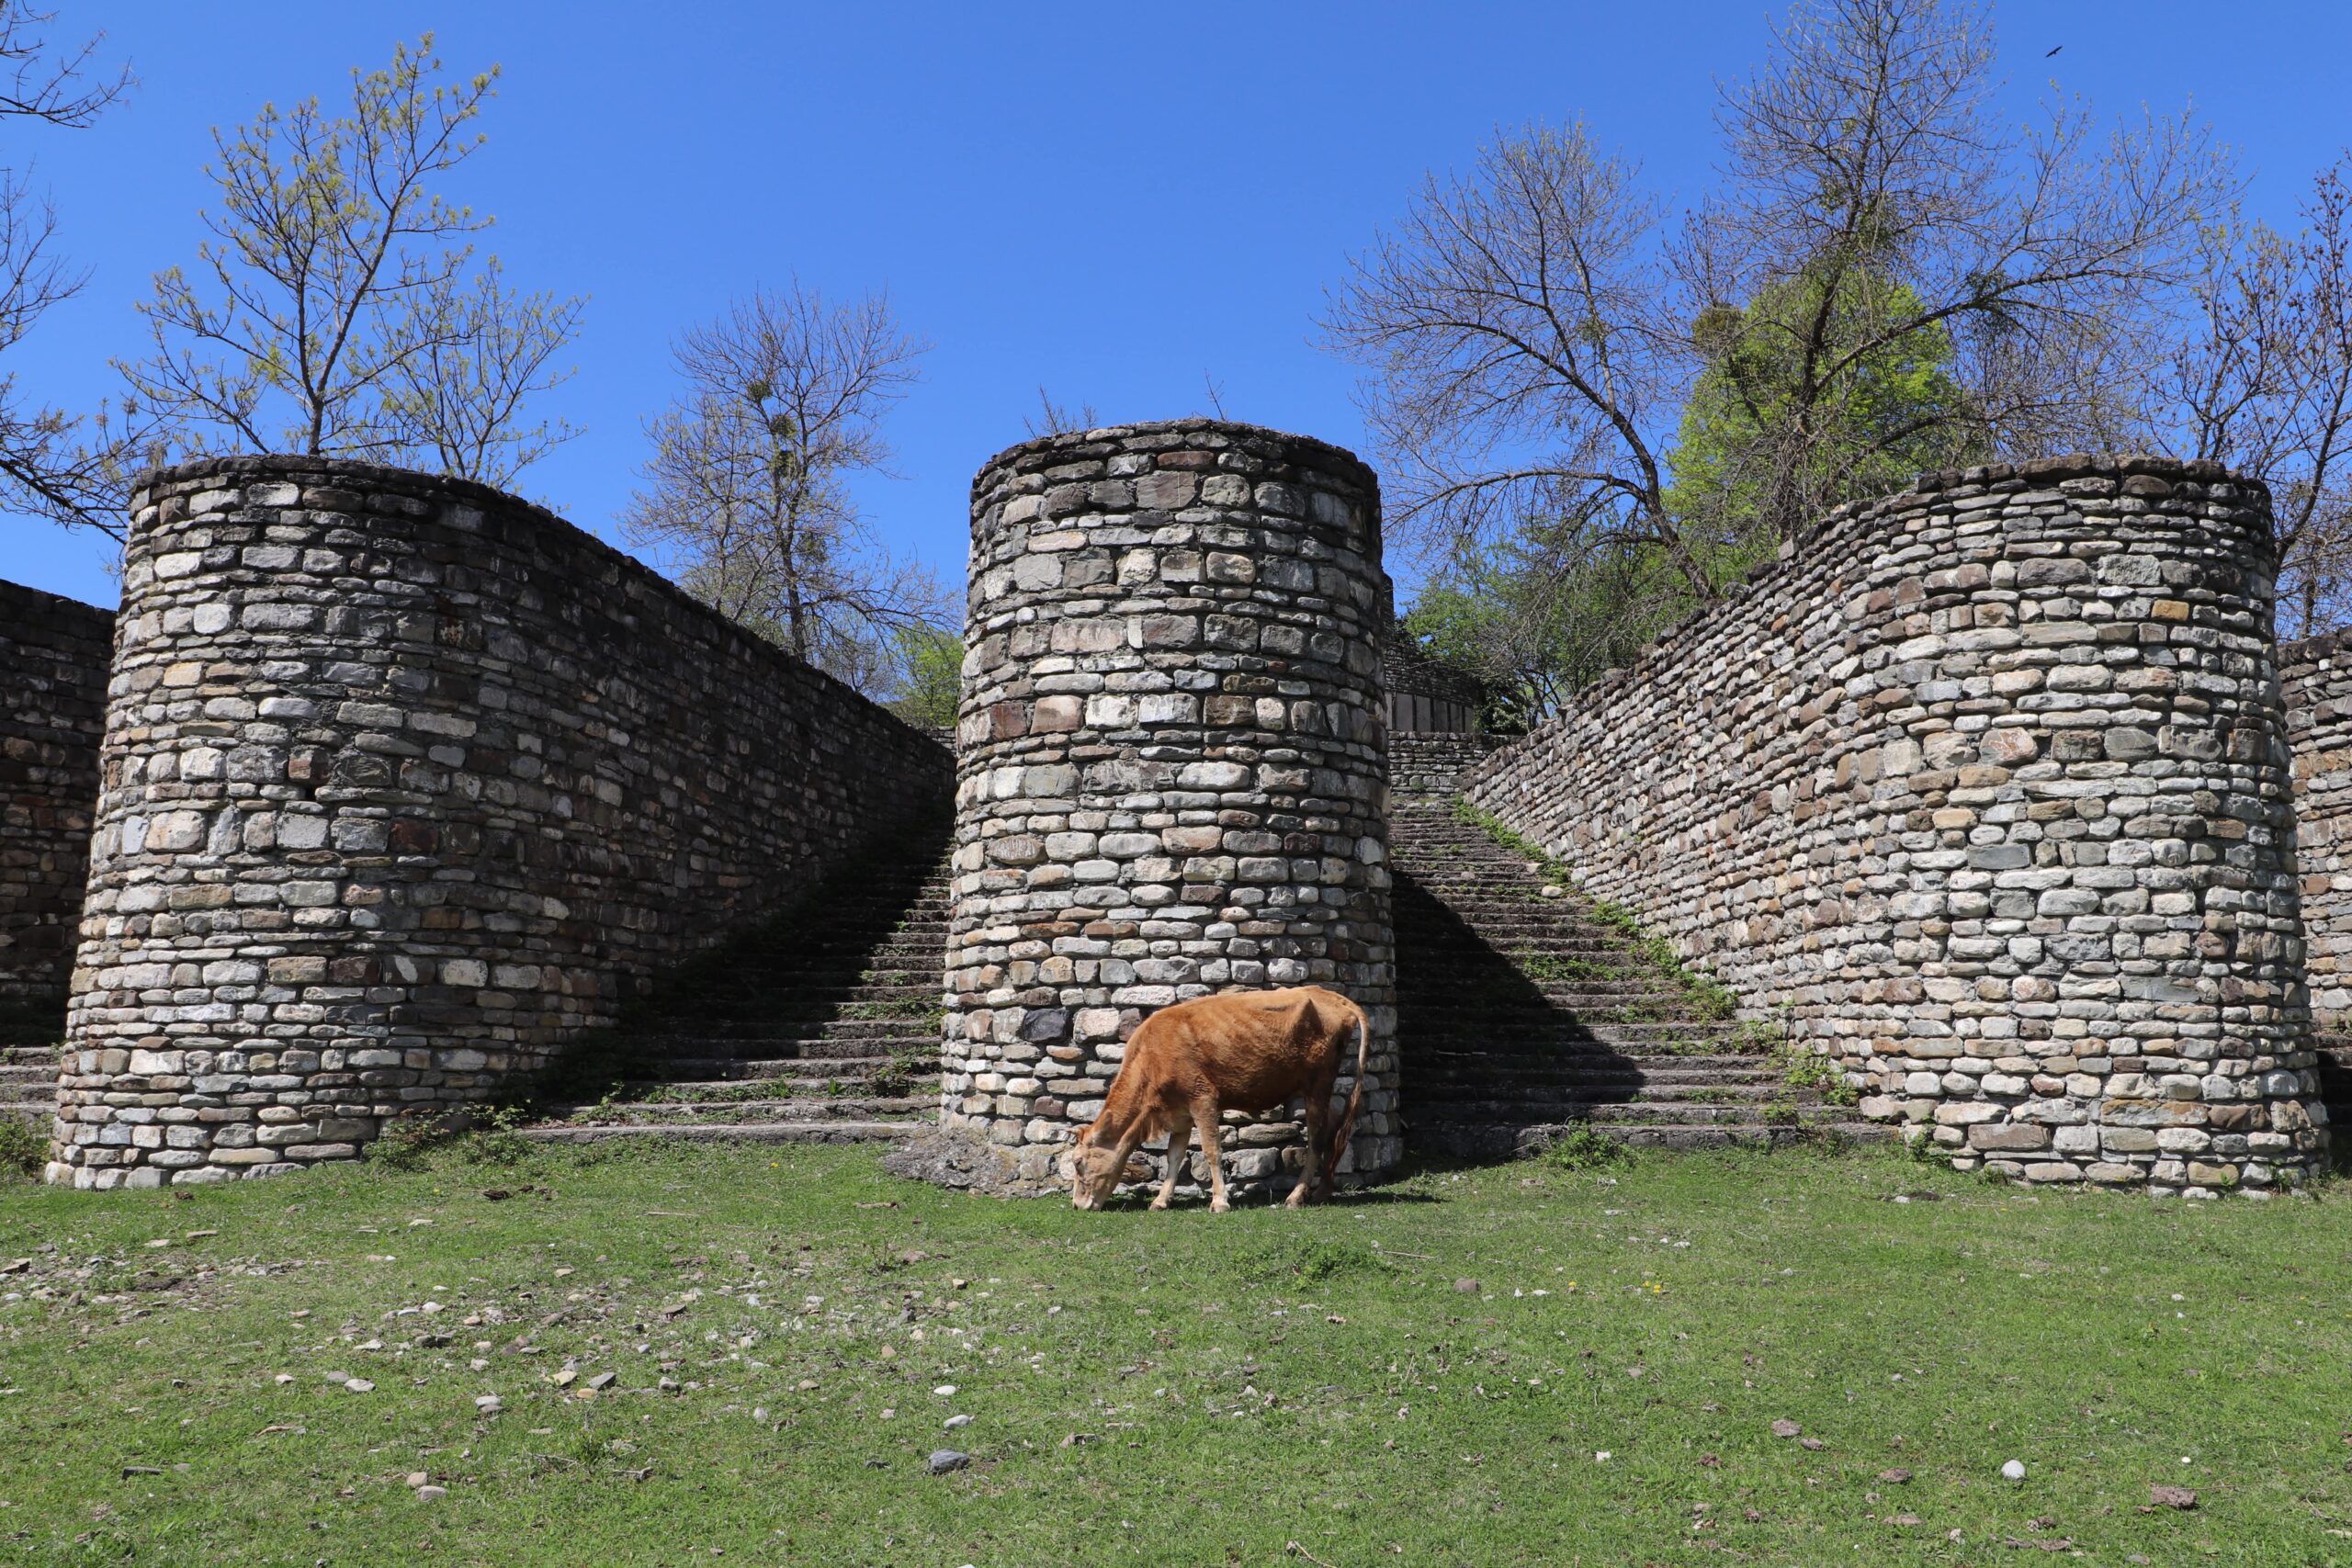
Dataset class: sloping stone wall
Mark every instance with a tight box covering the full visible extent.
[2282,629,2352,1030]
[0,581,113,1004]
[1465,456,2324,1195]
[52,457,951,1188]
[944,420,1396,1192]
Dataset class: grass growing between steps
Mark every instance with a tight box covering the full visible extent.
[3,1142,2349,1565]
[1449,799,1740,1023]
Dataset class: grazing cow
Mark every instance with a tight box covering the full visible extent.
[1061,985,1370,1213]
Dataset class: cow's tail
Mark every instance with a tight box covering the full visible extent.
[1326,1003,1371,1193]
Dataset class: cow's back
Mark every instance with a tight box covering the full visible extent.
[1130,986,1351,1111]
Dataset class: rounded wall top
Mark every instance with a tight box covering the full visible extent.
[128,452,567,530]
[973,417,1378,492]
[1905,451,2267,501]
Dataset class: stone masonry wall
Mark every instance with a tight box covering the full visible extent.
[2282,629,2352,1029]
[1465,456,2324,1195]
[1388,732,1508,801]
[0,581,113,1003]
[53,456,951,1188]
[945,420,1396,1193]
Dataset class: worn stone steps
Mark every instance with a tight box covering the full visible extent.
[1417,1118,1894,1158]
[520,1121,921,1147]
[0,1020,60,1122]
[539,1093,931,1125]
[521,824,953,1147]
[605,1072,946,1101]
[1391,798,1834,1159]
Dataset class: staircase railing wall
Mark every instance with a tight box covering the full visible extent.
[51,456,951,1188]
[1464,456,2325,1193]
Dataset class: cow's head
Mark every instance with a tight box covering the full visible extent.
[1060,1126,1151,1210]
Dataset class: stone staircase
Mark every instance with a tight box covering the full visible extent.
[521,823,950,1147]
[2317,1036,2352,1169]
[0,997,62,1131]
[1391,800,1885,1158]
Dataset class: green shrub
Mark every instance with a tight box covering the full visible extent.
[0,1117,45,1179]
[1229,1236,1393,1284]
[1779,1044,1860,1106]
[1535,1126,1630,1172]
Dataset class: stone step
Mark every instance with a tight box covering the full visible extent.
[609,1054,939,1081]
[616,1066,945,1090]
[1409,1063,1781,1089]
[632,1017,938,1043]
[1413,1118,1896,1158]
[519,1120,922,1147]
[612,1036,922,1061]
[0,1045,60,1066]
[540,1095,930,1124]
[1413,1086,1811,1116]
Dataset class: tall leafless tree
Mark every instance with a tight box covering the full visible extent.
[0,4,134,536]
[2156,156,2352,636]
[1324,0,2233,607]
[622,283,948,676]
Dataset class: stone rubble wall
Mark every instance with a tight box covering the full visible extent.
[52,456,950,1188]
[1464,457,2324,1195]
[1382,630,1484,735]
[1388,732,1509,800]
[2281,629,2352,1031]
[0,581,113,1003]
[945,420,1396,1192]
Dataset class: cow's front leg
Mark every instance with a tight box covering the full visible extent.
[1151,1115,1193,1211]
[1193,1100,1230,1213]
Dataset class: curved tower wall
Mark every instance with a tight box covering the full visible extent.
[1466,457,2324,1194]
[944,420,1396,1191]
[52,457,949,1188]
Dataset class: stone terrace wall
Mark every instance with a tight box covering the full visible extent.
[0,581,113,1002]
[1465,456,2325,1195]
[2282,629,2352,1029]
[1383,629,1484,735]
[945,420,1396,1192]
[53,457,951,1188]
[1389,732,1507,800]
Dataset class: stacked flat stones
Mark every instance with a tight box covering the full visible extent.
[2281,629,2352,1029]
[0,581,112,1002]
[1468,456,2326,1194]
[51,456,949,1188]
[944,420,1396,1190]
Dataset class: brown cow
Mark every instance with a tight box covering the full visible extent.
[1060,985,1370,1213]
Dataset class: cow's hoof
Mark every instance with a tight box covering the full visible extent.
[1148,1196,1170,1211]
[1209,1198,1231,1213]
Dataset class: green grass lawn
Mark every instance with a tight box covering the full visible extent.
[2,1137,2348,1567]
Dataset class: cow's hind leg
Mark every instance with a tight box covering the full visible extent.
[1193,1099,1231,1213]
[1290,1091,1330,1209]
[1150,1114,1193,1211]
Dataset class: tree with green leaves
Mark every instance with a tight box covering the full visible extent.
[1330,0,2232,708]
[118,33,581,486]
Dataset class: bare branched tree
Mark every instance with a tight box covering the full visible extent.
[118,33,582,484]
[1333,0,2237,702]
[1692,0,2230,536]
[2160,155,2352,636]
[622,283,946,678]
[1320,122,1706,591]
[0,4,135,536]
[1022,385,1098,439]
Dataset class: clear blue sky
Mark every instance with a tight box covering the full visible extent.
[5,0,2348,612]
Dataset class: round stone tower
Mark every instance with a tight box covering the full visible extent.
[944,419,1396,1192]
